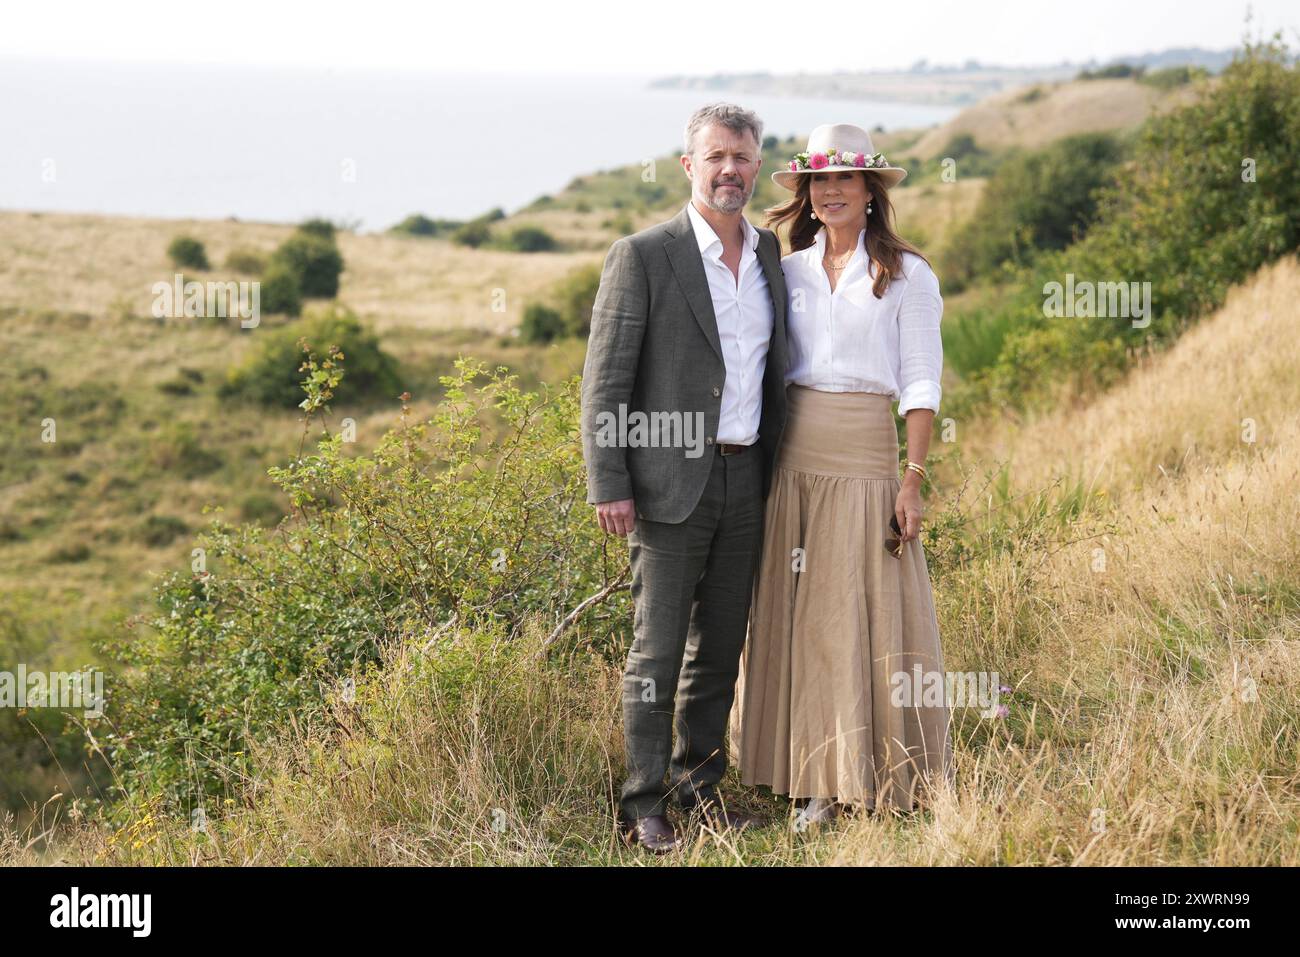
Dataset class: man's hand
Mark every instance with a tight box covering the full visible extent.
[596,498,637,537]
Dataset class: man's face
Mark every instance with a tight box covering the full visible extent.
[681,123,761,214]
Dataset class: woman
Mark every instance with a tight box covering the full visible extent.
[729,123,954,828]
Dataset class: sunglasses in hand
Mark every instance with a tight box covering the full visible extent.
[885,514,904,559]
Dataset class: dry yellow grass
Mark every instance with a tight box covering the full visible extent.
[0,210,600,338]
[0,210,594,636]
[9,255,1297,866]
[906,76,1207,161]
[965,256,1300,495]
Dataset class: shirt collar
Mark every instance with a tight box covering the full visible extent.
[812,225,870,274]
[685,200,760,257]
[812,225,866,255]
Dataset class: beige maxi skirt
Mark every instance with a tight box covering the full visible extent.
[729,385,954,810]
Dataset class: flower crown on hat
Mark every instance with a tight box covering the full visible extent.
[787,148,891,173]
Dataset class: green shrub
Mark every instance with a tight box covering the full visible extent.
[270,233,343,299]
[258,263,303,317]
[100,359,619,808]
[452,220,492,248]
[519,303,565,343]
[167,236,209,270]
[220,307,401,408]
[148,421,224,478]
[391,213,438,236]
[390,214,465,238]
[501,226,558,253]
[942,132,1125,289]
[224,248,266,274]
[0,599,109,813]
[296,218,337,241]
[1079,63,1143,80]
[554,263,602,337]
[239,492,284,526]
[1140,65,1210,90]
[135,514,190,547]
[957,38,1300,408]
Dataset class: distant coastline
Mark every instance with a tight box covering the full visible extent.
[649,46,1236,105]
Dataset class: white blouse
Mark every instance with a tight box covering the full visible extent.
[782,226,943,415]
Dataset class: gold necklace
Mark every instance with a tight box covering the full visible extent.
[822,250,854,271]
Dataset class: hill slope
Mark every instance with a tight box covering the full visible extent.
[13,257,1297,866]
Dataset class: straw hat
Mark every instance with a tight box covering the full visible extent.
[772,123,907,191]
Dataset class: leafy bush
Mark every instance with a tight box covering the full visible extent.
[500,226,558,253]
[554,263,601,337]
[135,514,190,547]
[167,236,209,270]
[452,220,492,248]
[1079,63,1143,80]
[518,262,602,343]
[269,233,343,299]
[0,599,108,813]
[1140,65,1209,90]
[519,303,565,344]
[296,218,337,241]
[100,359,621,808]
[390,214,464,238]
[224,248,266,274]
[258,263,303,317]
[147,421,224,478]
[220,307,401,408]
[942,132,1125,290]
[956,37,1300,409]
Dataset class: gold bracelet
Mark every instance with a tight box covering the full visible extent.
[904,461,927,480]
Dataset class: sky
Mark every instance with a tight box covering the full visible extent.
[3,0,1296,75]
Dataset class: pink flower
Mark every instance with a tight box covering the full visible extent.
[789,160,798,171]
[853,152,867,167]
[809,153,828,170]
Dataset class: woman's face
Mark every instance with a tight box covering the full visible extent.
[808,170,871,229]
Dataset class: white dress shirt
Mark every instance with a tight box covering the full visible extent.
[783,226,943,415]
[685,201,774,445]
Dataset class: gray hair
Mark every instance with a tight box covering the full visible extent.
[683,103,764,157]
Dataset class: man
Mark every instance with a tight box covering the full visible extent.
[580,103,789,853]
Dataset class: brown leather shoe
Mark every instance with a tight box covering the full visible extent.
[622,814,682,853]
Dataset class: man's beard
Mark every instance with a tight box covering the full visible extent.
[702,176,753,213]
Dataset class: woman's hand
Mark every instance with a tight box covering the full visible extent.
[895,472,925,543]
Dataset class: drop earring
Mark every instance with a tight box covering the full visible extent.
[811,210,818,220]
[867,202,874,215]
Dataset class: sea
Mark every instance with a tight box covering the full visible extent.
[0,58,959,231]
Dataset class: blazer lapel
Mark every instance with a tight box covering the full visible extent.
[755,230,787,355]
[665,207,723,363]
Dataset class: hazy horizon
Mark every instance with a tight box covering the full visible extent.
[3,0,1292,74]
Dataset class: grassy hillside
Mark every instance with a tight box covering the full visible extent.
[904,75,1205,161]
[1,41,1295,860]
[7,255,1296,865]
[0,212,590,636]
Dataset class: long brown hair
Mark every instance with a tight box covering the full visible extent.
[765,170,929,299]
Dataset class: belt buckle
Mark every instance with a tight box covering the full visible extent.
[719,442,741,456]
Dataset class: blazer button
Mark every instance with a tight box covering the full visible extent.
[712,386,721,396]
[705,436,714,445]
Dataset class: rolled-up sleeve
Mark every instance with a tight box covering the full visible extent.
[896,261,943,415]
[580,238,649,504]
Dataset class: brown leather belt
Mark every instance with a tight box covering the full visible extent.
[717,442,751,456]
